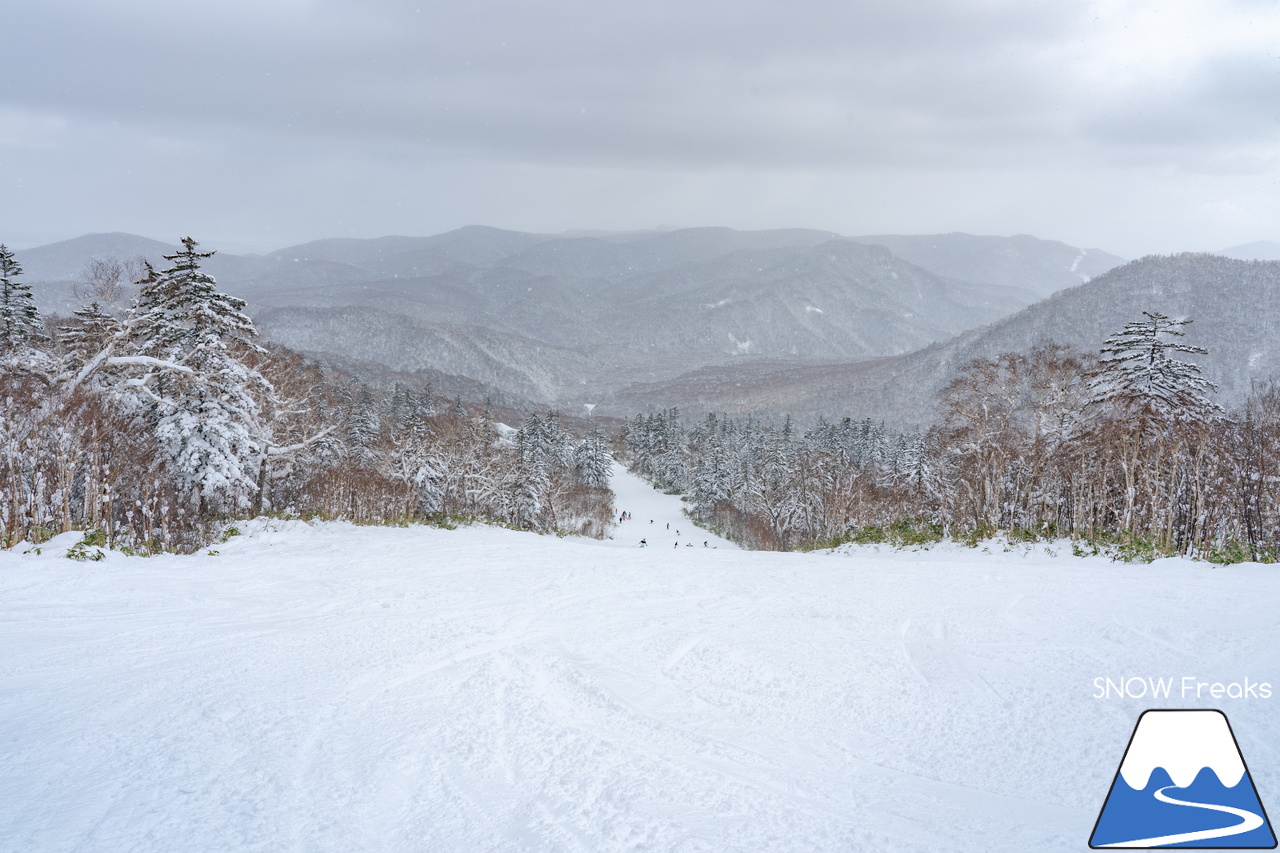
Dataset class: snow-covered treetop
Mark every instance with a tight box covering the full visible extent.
[132,237,259,361]
[1089,311,1220,420]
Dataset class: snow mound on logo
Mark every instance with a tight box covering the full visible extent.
[1120,710,1246,790]
[1090,710,1276,849]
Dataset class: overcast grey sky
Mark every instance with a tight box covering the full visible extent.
[3,0,1278,256]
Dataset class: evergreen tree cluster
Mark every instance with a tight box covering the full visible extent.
[622,322,1280,561]
[0,240,614,551]
[626,410,927,550]
[620,409,691,493]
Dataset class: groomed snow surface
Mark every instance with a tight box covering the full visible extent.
[3,464,1279,852]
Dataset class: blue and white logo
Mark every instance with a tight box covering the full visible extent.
[1091,709,1276,848]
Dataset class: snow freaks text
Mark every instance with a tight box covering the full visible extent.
[1093,677,1273,700]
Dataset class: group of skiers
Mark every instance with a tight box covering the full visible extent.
[618,508,714,548]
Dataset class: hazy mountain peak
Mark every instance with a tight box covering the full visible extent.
[1217,240,1280,261]
[15,233,179,281]
[849,232,1125,297]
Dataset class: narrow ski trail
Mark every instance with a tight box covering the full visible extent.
[604,462,738,551]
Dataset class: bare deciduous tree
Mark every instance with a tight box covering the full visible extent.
[75,256,146,310]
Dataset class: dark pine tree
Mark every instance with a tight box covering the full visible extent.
[0,244,46,352]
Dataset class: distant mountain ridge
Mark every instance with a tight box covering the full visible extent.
[15,225,1132,415]
[17,225,1119,309]
[1217,241,1280,261]
[246,236,1049,401]
[15,233,179,282]
[848,233,1124,297]
[602,253,1280,423]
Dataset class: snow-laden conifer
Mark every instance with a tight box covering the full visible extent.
[0,244,48,359]
[412,457,446,516]
[517,411,574,473]
[688,439,732,509]
[130,237,269,513]
[346,385,382,469]
[58,302,123,370]
[1089,311,1220,420]
[574,425,612,488]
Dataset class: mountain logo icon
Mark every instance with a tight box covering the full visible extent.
[1090,709,1276,848]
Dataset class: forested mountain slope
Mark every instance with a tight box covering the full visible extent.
[16,226,1127,412]
[602,254,1280,424]
[849,232,1124,296]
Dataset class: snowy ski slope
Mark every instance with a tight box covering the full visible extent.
[2,464,1278,852]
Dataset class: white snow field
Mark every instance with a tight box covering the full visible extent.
[3,463,1279,852]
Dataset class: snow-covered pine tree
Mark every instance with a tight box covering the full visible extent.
[652,408,688,491]
[516,413,545,465]
[412,457,446,516]
[517,411,575,474]
[574,425,612,488]
[622,414,650,474]
[346,384,383,469]
[130,237,269,513]
[544,412,575,471]
[688,430,733,511]
[415,384,436,419]
[58,302,123,370]
[888,431,939,495]
[132,241,256,359]
[0,244,47,354]
[384,384,437,515]
[1089,311,1220,420]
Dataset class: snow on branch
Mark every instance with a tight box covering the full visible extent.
[265,425,339,457]
[105,355,196,374]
